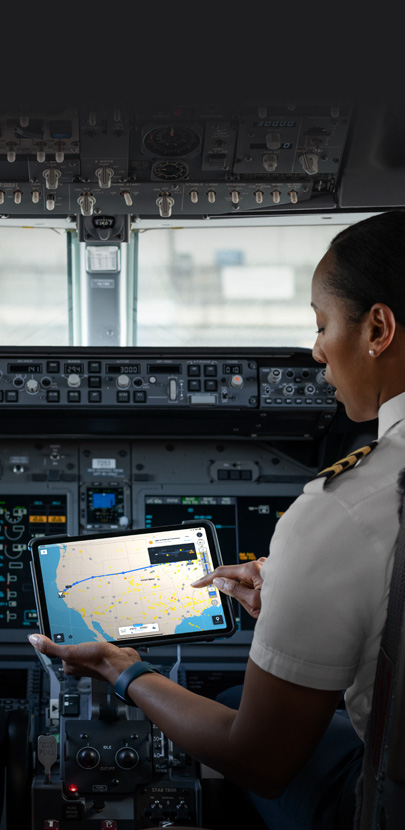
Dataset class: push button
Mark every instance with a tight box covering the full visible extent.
[88,391,101,403]
[5,391,18,402]
[117,391,130,403]
[0,391,3,402]
[134,391,146,403]
[47,391,60,402]
[204,365,217,376]
[188,380,201,392]
[88,376,101,388]
[68,391,81,402]
[217,470,229,480]
[47,361,60,373]
[88,361,101,373]
[187,365,200,376]
[205,380,217,392]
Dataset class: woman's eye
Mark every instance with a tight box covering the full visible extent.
[315,327,325,334]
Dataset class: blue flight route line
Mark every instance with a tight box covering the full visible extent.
[60,554,208,591]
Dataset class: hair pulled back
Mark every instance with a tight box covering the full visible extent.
[325,210,405,327]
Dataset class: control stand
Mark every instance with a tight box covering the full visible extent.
[31,651,201,828]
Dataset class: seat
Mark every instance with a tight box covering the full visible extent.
[356,470,405,828]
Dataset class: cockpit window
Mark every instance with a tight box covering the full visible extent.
[135,224,347,347]
[0,223,348,347]
[0,227,68,345]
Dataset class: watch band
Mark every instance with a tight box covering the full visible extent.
[114,661,161,705]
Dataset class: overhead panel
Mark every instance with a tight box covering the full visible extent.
[0,103,351,220]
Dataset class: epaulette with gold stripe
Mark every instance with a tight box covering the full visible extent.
[316,440,378,483]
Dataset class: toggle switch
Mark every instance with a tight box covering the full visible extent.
[95,167,114,189]
[6,143,16,163]
[77,192,96,216]
[156,192,174,218]
[121,191,133,206]
[43,168,61,190]
[54,142,65,163]
[36,143,46,163]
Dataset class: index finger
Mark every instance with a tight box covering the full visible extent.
[191,563,255,587]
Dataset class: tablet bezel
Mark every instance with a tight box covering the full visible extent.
[29,520,236,648]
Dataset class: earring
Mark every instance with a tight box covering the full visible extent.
[369,350,375,356]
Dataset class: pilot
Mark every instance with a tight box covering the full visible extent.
[29,210,405,829]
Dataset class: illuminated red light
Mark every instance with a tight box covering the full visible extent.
[68,784,78,793]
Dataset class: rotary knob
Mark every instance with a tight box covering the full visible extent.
[266,131,281,150]
[115,747,139,769]
[299,152,319,175]
[262,153,278,172]
[117,374,130,389]
[230,375,243,388]
[67,374,81,388]
[267,368,281,383]
[76,747,100,769]
[283,384,295,396]
[316,369,327,384]
[304,384,316,396]
[26,379,40,394]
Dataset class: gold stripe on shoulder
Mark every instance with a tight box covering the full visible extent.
[316,441,378,483]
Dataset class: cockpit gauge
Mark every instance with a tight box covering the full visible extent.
[152,161,189,180]
[143,125,200,156]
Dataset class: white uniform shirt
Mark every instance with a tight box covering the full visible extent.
[250,391,405,739]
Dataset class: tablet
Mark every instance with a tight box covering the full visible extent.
[29,520,236,648]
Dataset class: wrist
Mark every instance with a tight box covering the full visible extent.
[114,660,162,705]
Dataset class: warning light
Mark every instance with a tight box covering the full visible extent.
[68,784,78,793]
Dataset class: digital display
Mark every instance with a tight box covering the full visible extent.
[106,364,140,374]
[93,492,116,509]
[32,523,234,646]
[147,364,182,374]
[249,143,293,150]
[145,493,303,629]
[255,120,296,128]
[86,487,124,526]
[64,364,84,374]
[0,495,67,635]
[8,364,42,373]
[92,458,117,470]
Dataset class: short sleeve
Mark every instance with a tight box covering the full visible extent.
[249,487,381,690]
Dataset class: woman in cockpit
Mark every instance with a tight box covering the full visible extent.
[29,210,405,829]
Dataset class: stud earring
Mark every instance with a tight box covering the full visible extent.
[369,350,375,356]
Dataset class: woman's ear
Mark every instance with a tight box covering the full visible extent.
[368,304,396,356]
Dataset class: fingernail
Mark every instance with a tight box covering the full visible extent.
[213,577,225,588]
[28,634,40,646]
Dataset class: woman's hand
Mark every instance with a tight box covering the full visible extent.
[191,557,267,619]
[28,634,140,684]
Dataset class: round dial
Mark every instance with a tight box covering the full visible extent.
[152,161,188,180]
[144,125,200,156]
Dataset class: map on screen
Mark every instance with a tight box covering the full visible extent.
[37,526,227,644]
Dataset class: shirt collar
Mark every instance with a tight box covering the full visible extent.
[378,391,405,439]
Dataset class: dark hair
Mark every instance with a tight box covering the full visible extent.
[324,210,405,327]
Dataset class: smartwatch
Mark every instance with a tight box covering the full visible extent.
[114,661,162,705]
